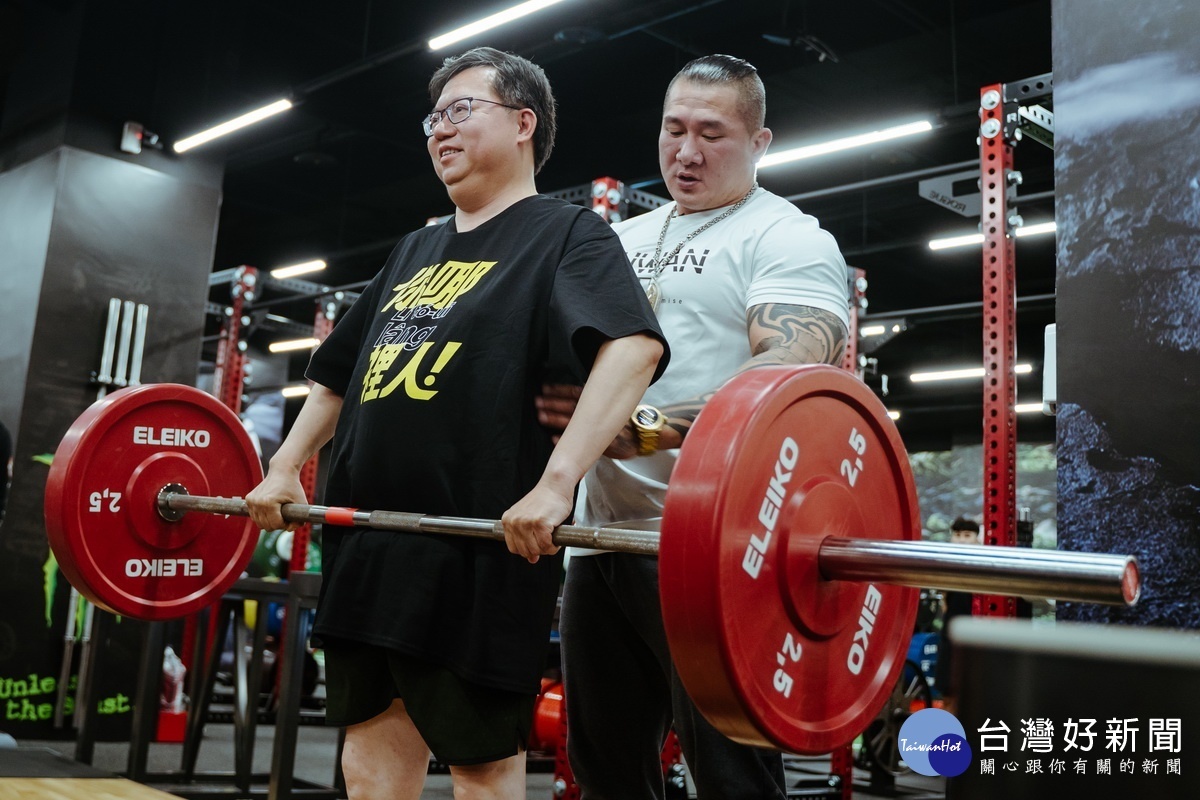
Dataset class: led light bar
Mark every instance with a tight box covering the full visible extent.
[861,323,904,337]
[929,221,1057,251]
[173,99,293,153]
[270,260,327,279]
[268,337,321,353]
[758,121,933,169]
[429,0,569,50]
[910,364,1033,383]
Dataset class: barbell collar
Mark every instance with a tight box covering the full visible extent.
[817,537,1140,607]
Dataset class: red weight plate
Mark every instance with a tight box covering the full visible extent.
[660,364,919,754]
[45,384,263,620]
[532,681,564,753]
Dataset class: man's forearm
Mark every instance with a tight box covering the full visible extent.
[268,383,343,474]
[654,349,792,448]
[656,305,848,448]
[540,334,662,491]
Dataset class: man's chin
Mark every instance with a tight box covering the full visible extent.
[669,180,703,201]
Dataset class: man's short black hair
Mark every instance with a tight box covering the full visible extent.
[429,47,557,174]
[668,54,766,132]
[950,515,980,533]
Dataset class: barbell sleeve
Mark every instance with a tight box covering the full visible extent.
[817,538,1139,606]
[157,491,1138,606]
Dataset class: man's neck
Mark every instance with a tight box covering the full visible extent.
[453,177,538,232]
[675,181,758,216]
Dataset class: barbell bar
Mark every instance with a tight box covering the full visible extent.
[44,366,1141,754]
[157,491,1137,607]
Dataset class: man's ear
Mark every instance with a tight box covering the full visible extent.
[752,126,773,162]
[515,108,538,143]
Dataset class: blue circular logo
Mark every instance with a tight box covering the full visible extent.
[897,708,973,777]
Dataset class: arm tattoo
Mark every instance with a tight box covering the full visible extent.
[747,304,848,366]
[660,304,848,441]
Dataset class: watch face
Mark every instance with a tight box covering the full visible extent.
[635,406,661,427]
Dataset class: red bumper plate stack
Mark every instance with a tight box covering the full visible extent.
[45,384,263,620]
[660,365,920,753]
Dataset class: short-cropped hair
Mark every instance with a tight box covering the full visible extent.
[668,54,766,132]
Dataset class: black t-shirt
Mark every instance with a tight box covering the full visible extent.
[306,195,667,693]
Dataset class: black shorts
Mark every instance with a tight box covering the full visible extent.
[323,638,535,765]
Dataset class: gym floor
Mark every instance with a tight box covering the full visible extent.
[23,724,947,799]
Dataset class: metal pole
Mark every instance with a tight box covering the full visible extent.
[95,298,122,394]
[113,300,136,388]
[158,493,1137,606]
[159,493,662,556]
[816,538,1138,607]
[52,588,79,728]
[128,303,150,386]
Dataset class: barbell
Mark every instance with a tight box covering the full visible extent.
[43,365,1139,754]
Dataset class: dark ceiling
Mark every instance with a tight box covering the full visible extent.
[4,0,1058,452]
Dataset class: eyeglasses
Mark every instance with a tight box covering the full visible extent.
[422,97,522,136]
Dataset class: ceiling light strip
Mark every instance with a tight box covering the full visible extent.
[173,99,293,153]
[428,0,569,50]
[929,221,1057,251]
[911,364,1033,383]
[270,260,327,280]
[759,121,933,169]
[268,337,321,353]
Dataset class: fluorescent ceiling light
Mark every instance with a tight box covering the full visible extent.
[429,0,569,50]
[929,221,1057,251]
[928,232,985,251]
[271,259,327,279]
[861,323,903,337]
[1015,402,1043,413]
[887,410,901,421]
[758,121,933,169]
[281,385,311,398]
[1016,221,1057,237]
[269,337,320,353]
[911,363,1033,383]
[173,99,293,153]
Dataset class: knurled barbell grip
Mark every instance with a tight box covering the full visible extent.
[157,492,1137,605]
[157,492,661,555]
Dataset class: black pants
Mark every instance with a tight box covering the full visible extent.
[560,553,787,800]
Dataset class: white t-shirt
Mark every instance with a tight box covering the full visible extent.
[575,187,849,542]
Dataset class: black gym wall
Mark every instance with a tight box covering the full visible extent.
[1053,0,1200,629]
[0,1,225,739]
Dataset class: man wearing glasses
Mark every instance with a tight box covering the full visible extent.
[541,55,849,798]
[247,47,666,799]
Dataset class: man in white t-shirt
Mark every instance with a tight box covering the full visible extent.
[539,55,850,799]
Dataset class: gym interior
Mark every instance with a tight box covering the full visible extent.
[1,1,1198,798]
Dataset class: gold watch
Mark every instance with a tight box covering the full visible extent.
[631,404,666,456]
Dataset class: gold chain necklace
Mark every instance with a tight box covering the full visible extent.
[644,183,758,310]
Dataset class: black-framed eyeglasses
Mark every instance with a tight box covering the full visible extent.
[422,97,522,136]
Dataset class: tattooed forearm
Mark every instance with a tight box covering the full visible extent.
[655,304,848,446]
[747,304,848,366]
[661,393,713,439]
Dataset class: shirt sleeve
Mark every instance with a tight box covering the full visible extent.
[304,251,394,396]
[744,212,851,329]
[547,209,670,382]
